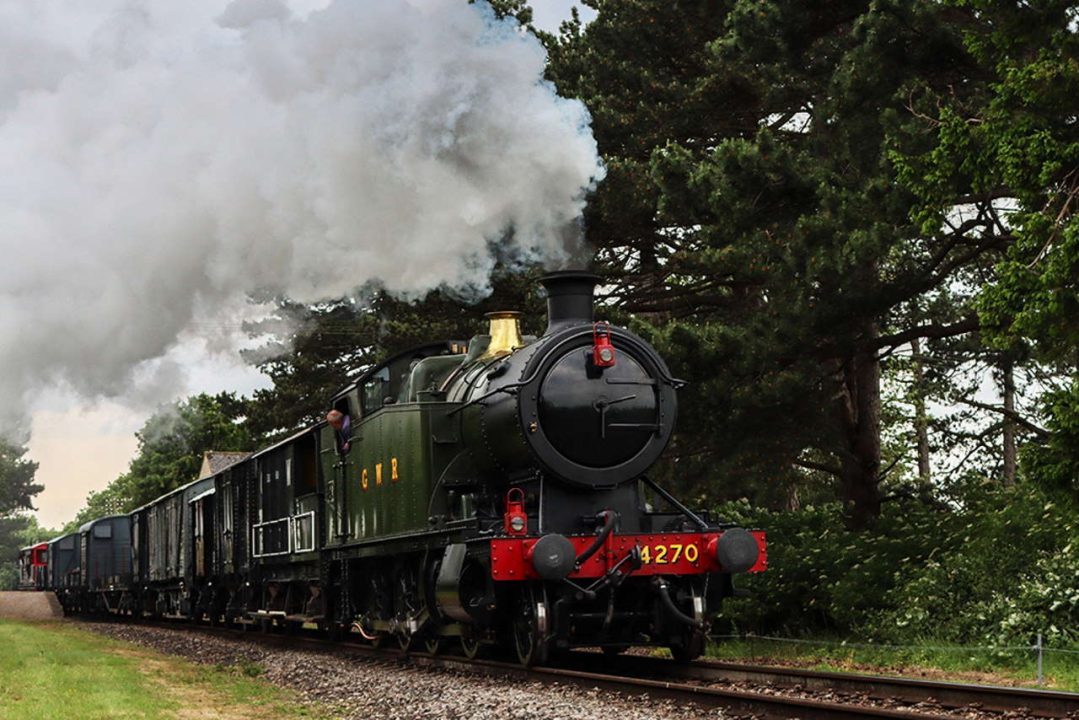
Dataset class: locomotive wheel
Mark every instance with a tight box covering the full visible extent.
[669,629,705,663]
[424,636,445,655]
[513,584,549,667]
[397,627,420,651]
[460,630,482,660]
[393,562,422,651]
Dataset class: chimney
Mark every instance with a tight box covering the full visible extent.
[540,271,601,335]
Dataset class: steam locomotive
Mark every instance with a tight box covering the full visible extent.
[35,272,766,665]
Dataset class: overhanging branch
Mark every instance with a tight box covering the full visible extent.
[873,316,979,350]
[955,397,1050,438]
[793,457,842,477]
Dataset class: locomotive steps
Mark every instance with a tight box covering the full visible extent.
[0,591,64,620]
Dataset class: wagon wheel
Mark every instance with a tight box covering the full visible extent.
[459,629,482,660]
[513,583,550,667]
[203,588,220,627]
[320,621,343,642]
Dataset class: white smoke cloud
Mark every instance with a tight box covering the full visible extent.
[0,0,604,434]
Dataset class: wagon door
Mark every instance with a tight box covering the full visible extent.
[79,531,89,588]
[203,495,215,574]
[219,475,235,573]
[132,513,147,586]
[291,432,320,555]
[190,487,216,579]
[255,455,290,557]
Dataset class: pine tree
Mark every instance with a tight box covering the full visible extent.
[0,439,42,516]
[546,0,1017,527]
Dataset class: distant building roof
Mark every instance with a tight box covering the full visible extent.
[198,451,252,480]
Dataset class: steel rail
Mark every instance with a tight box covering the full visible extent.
[564,652,1079,719]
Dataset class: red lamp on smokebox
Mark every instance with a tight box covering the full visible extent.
[592,321,617,368]
[504,487,528,536]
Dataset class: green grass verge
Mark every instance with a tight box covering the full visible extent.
[706,636,1079,692]
[0,619,329,720]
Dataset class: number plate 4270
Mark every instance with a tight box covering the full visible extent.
[639,543,699,565]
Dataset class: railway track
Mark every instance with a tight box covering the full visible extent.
[82,618,1079,719]
[566,652,1079,718]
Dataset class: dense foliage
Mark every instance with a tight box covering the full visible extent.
[718,483,1079,646]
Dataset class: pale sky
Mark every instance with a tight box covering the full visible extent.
[29,340,273,528]
[530,0,596,31]
[26,0,596,531]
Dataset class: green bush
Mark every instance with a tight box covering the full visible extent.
[996,540,1079,645]
[870,485,1076,645]
[0,563,16,591]
[714,497,953,635]
[714,484,1079,648]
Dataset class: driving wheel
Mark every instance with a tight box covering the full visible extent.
[460,630,481,660]
[513,583,550,667]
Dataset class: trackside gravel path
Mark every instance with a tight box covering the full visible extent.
[0,591,63,620]
[81,623,733,720]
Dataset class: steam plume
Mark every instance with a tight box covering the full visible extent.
[0,0,603,434]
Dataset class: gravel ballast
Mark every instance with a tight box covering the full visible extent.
[79,623,730,720]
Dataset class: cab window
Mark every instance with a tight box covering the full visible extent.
[361,366,391,414]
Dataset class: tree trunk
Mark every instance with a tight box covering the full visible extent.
[785,482,801,512]
[836,342,883,530]
[911,338,931,490]
[1001,357,1017,487]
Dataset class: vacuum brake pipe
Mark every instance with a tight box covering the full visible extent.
[575,511,618,569]
[654,578,704,628]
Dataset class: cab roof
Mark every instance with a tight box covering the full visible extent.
[48,532,79,547]
[78,514,129,534]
